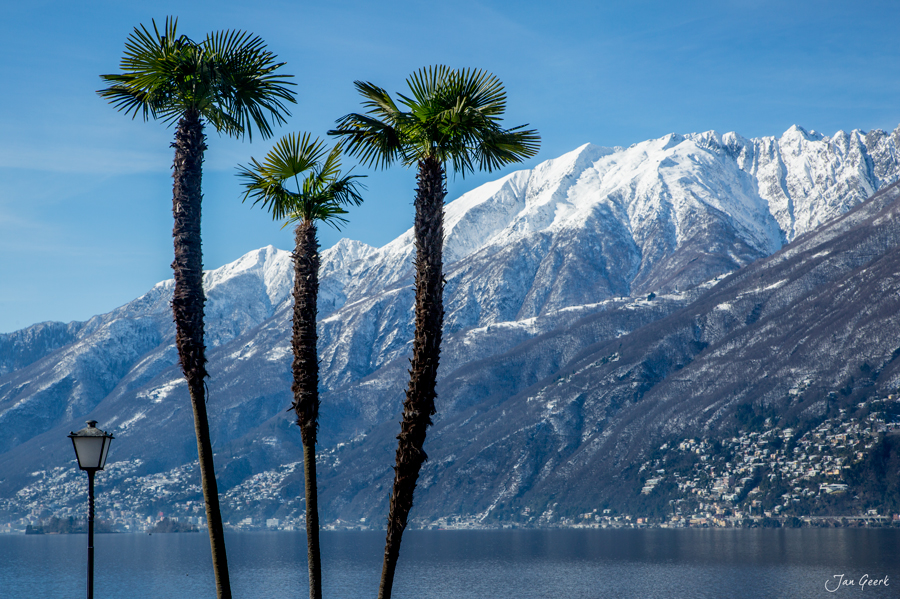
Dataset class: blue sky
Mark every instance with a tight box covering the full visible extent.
[1,0,899,333]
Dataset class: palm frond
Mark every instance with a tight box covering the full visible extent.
[315,145,344,182]
[330,112,404,170]
[331,65,540,176]
[204,29,296,140]
[99,17,296,139]
[329,80,414,170]
[471,124,541,172]
[98,18,193,123]
[325,173,367,210]
[354,81,403,124]
[262,132,328,183]
[403,65,453,109]
[453,68,507,119]
[239,133,365,229]
[287,202,351,230]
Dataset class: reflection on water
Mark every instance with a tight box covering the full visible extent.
[2,528,898,598]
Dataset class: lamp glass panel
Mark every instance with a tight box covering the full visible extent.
[99,437,112,469]
[72,435,105,470]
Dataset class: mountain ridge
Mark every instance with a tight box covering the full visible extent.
[2,123,899,524]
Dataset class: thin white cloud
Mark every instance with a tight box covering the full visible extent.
[0,145,169,174]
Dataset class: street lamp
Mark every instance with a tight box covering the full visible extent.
[69,420,114,599]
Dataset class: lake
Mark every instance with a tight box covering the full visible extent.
[3,528,898,598]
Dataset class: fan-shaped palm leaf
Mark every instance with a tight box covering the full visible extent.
[238,133,363,226]
[99,17,295,139]
[331,65,538,176]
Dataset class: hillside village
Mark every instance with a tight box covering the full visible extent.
[435,393,900,530]
[595,394,900,529]
[5,391,899,534]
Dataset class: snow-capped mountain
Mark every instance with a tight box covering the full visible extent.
[2,124,899,522]
[315,124,900,398]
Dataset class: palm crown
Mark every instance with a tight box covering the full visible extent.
[237,133,364,226]
[329,65,540,175]
[98,17,295,140]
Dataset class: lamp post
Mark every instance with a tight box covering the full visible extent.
[69,420,114,599]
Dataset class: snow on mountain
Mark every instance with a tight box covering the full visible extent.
[0,246,296,453]
[691,126,900,242]
[1,123,899,518]
[326,124,899,318]
[313,125,900,391]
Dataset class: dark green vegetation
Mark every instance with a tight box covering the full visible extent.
[148,517,199,533]
[25,516,113,535]
[330,65,539,599]
[98,17,295,599]
[239,133,363,599]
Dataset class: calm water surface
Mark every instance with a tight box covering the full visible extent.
[3,528,898,598]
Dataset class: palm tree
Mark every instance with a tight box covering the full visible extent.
[98,18,295,599]
[238,133,364,599]
[329,65,539,599]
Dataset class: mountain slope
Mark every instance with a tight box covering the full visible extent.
[1,124,899,521]
[315,179,900,523]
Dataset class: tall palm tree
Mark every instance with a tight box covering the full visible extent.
[98,18,295,599]
[238,133,364,599]
[329,65,540,599]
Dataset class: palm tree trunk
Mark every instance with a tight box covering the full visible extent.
[171,108,232,599]
[378,156,446,599]
[292,220,322,599]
